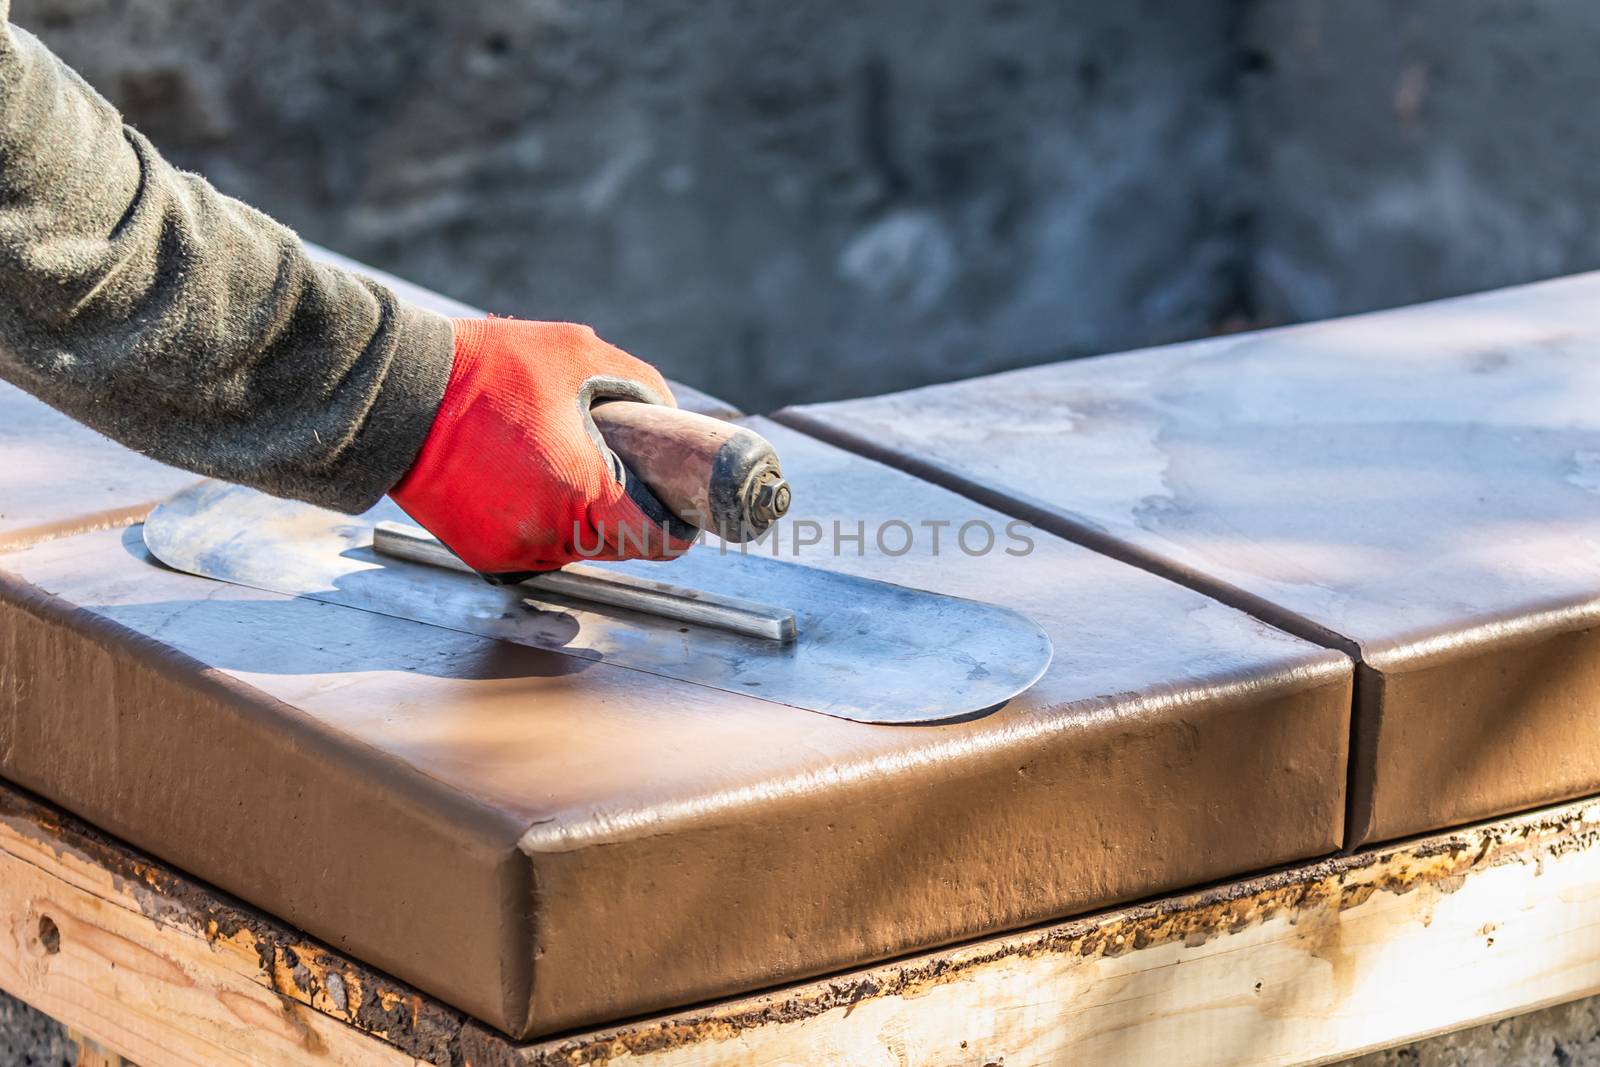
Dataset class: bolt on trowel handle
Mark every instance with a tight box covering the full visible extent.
[590,401,790,542]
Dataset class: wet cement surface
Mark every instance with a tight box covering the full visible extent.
[0,383,196,551]
[783,271,1600,846]
[0,386,1351,1036]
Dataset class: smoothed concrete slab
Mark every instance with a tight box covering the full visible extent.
[0,414,1351,1036]
[0,383,196,550]
[782,271,1600,847]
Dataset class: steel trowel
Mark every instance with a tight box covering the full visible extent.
[142,403,1052,724]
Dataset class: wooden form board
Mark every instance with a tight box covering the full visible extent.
[6,774,1600,1067]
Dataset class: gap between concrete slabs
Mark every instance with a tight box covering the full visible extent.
[770,403,1373,845]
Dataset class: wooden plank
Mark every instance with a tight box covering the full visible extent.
[71,1030,133,1067]
[0,782,475,1067]
[525,799,1600,1067]
[8,773,1600,1066]
[0,829,419,1066]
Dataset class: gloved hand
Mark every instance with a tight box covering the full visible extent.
[390,317,692,574]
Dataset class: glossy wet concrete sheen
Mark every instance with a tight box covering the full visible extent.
[783,271,1600,846]
[0,413,1351,1036]
[142,482,1054,724]
[0,383,196,549]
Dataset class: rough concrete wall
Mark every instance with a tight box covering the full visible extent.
[1242,0,1600,326]
[13,0,1241,412]
[1340,995,1600,1067]
[12,2,1599,409]
[0,991,74,1065]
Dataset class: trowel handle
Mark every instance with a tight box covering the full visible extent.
[590,402,790,542]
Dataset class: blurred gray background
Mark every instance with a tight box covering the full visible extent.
[16,0,1599,412]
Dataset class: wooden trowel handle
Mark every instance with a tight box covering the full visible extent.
[590,402,790,542]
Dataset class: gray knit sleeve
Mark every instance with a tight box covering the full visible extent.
[0,6,454,513]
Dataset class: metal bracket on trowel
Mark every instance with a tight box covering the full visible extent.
[140,406,1051,725]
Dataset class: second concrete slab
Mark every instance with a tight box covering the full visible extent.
[784,271,1600,847]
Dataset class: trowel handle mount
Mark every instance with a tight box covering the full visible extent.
[590,402,790,542]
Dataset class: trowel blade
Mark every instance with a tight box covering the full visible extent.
[141,481,1053,725]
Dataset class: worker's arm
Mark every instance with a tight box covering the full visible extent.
[0,6,452,513]
[0,5,683,568]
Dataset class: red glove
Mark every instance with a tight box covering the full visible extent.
[390,317,693,574]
